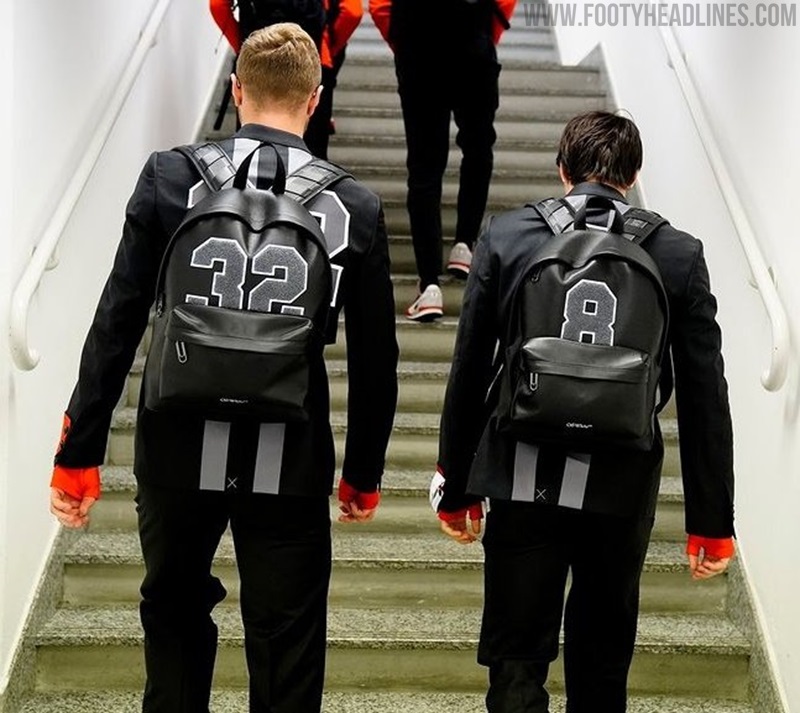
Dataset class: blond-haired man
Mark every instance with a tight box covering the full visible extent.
[50,23,398,713]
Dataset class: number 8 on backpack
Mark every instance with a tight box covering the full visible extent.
[495,195,671,452]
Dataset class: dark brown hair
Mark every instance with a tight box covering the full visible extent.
[556,111,643,188]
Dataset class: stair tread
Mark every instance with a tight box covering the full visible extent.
[64,532,691,573]
[35,605,749,654]
[17,690,755,713]
[98,465,684,501]
[109,407,680,440]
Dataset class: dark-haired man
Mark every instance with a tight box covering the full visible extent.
[432,111,736,712]
[49,23,398,713]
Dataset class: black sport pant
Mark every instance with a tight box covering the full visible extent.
[136,482,331,713]
[395,53,500,289]
[479,501,654,713]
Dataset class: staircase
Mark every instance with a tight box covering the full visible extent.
[17,5,755,712]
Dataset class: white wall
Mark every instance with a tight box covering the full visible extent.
[0,0,226,693]
[0,0,14,700]
[548,8,799,708]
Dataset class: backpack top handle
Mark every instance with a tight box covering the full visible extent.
[233,141,288,195]
[572,195,626,234]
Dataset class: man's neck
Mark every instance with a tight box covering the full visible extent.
[237,111,306,137]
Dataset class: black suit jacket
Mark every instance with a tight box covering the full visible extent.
[57,124,399,496]
[438,182,734,537]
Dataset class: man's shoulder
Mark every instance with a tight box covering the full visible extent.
[312,162,382,215]
[484,203,550,252]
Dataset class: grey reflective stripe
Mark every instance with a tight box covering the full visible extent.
[252,424,286,494]
[512,442,540,501]
[287,146,313,175]
[199,421,231,491]
[558,453,591,509]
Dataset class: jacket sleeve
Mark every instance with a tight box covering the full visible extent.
[56,153,165,468]
[437,222,499,510]
[670,242,735,538]
[341,199,399,492]
[210,0,240,53]
[327,0,363,58]
[368,0,392,46]
[492,0,517,43]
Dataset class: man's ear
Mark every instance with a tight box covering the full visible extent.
[307,85,323,117]
[627,170,640,190]
[231,73,243,108]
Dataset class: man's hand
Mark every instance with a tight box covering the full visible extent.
[438,503,484,545]
[337,477,380,524]
[50,465,100,529]
[686,535,735,580]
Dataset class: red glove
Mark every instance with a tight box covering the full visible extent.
[438,503,484,525]
[337,477,380,523]
[50,465,101,501]
[686,535,735,560]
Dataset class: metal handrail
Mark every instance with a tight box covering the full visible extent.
[657,25,790,391]
[661,27,791,391]
[9,0,173,371]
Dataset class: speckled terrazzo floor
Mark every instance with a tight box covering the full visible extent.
[17,690,755,713]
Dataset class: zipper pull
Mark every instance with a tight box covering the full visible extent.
[175,341,188,364]
[529,373,539,392]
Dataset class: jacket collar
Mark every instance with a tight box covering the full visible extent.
[567,181,629,204]
[234,123,311,152]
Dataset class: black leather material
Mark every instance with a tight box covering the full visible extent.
[154,304,316,421]
[496,212,669,452]
[508,336,655,451]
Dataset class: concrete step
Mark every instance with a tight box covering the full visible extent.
[62,531,726,614]
[328,142,561,173]
[330,86,607,118]
[31,606,750,699]
[335,58,601,95]
[359,173,561,207]
[107,409,681,475]
[17,690,756,713]
[335,316,460,362]
[91,466,688,543]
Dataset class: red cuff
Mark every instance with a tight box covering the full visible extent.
[437,503,484,524]
[51,465,101,501]
[338,478,380,511]
[686,535,735,559]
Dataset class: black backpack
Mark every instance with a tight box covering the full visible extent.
[495,194,671,452]
[143,141,349,421]
[237,0,327,46]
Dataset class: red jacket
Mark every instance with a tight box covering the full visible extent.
[368,0,517,48]
[209,0,362,67]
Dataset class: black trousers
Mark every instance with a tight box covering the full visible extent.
[395,54,500,289]
[479,501,654,713]
[136,482,332,713]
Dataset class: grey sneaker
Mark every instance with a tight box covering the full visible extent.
[405,284,444,322]
[447,242,472,279]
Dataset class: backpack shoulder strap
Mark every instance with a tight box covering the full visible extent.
[285,157,352,204]
[530,197,576,235]
[175,142,236,192]
[621,207,669,245]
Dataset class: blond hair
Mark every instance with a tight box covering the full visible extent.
[235,23,321,110]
